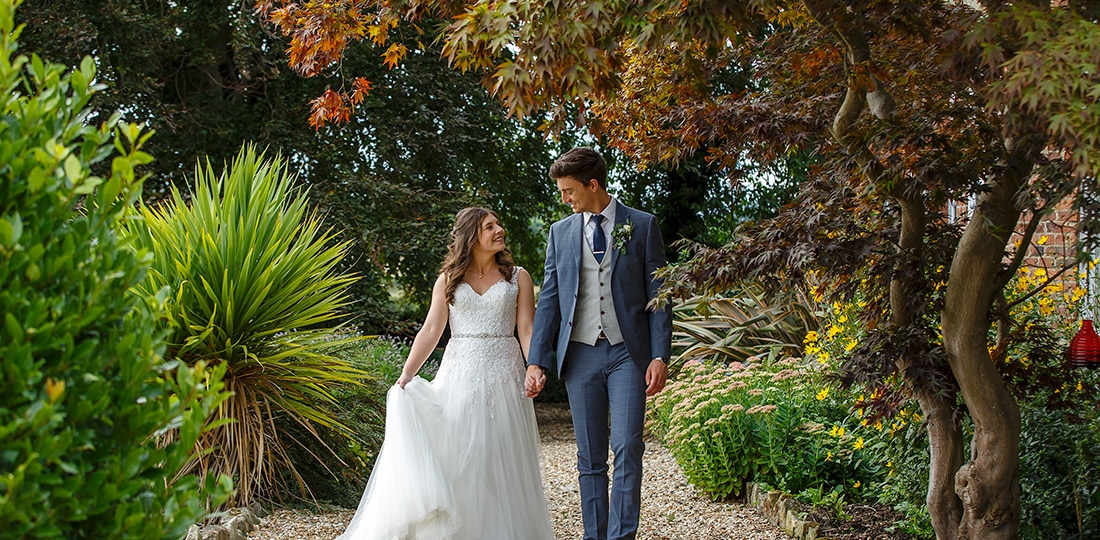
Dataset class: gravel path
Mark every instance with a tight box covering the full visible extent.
[247,403,787,540]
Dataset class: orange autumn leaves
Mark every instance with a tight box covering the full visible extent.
[309,78,374,128]
[256,0,402,128]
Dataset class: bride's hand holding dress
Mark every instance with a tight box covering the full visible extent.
[395,273,450,390]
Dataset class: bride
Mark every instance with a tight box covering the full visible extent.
[336,207,555,540]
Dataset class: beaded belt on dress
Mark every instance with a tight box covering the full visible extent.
[451,333,512,338]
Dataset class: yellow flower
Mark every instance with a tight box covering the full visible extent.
[1034,267,1047,278]
[853,437,865,450]
[817,351,830,365]
[829,425,845,438]
[1037,235,1049,245]
[853,480,861,489]
[804,331,819,343]
[825,451,833,462]
[845,340,858,352]
[837,314,848,323]
[827,325,843,338]
[816,388,829,401]
[874,420,883,431]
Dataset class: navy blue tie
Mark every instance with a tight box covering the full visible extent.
[591,214,606,263]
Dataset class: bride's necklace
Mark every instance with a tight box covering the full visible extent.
[471,264,496,279]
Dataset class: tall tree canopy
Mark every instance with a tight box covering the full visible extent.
[262,1,1100,538]
[17,0,562,331]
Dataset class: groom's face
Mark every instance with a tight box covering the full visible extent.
[556,176,602,214]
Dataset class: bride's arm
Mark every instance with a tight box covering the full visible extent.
[515,268,535,362]
[397,273,449,388]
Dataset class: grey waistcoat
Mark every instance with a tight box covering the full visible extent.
[570,237,624,345]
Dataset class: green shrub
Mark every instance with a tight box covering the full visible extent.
[0,1,230,536]
[1018,394,1100,539]
[646,356,881,500]
[125,144,363,506]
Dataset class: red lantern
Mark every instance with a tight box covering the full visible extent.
[1069,320,1100,369]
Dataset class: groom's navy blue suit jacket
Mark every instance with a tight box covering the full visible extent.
[529,201,673,376]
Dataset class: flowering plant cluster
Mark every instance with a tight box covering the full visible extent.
[646,356,883,500]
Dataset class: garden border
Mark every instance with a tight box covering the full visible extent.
[184,503,267,540]
[747,482,827,540]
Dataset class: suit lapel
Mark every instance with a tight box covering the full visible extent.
[568,213,583,270]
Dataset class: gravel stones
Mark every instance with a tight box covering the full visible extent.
[247,403,787,540]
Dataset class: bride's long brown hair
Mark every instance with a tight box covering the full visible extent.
[440,207,516,305]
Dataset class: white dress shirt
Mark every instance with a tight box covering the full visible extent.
[584,198,617,253]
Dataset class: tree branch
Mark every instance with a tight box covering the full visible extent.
[994,208,1044,294]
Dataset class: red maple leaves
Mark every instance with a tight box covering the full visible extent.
[257,1,382,128]
[307,77,373,129]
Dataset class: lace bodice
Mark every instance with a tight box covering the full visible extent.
[433,268,525,404]
[448,270,520,338]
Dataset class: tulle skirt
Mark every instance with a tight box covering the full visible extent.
[336,339,554,540]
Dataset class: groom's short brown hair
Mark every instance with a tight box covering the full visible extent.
[550,147,608,190]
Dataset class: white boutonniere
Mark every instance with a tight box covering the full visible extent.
[611,220,634,254]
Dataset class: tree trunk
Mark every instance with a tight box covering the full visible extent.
[942,173,1025,539]
[916,389,965,540]
[891,194,965,540]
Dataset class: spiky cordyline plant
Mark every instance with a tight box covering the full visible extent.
[672,283,820,375]
[127,144,362,505]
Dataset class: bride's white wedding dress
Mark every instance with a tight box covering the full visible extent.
[337,269,555,540]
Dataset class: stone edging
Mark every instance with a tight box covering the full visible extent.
[184,502,268,540]
[747,482,832,540]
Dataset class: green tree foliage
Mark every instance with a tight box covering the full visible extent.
[0,1,230,536]
[16,0,562,331]
[126,145,364,506]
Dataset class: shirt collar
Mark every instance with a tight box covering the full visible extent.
[585,198,617,226]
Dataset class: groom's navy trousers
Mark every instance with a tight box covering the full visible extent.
[562,338,646,540]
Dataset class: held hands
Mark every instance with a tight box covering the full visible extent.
[524,365,547,398]
[645,359,668,397]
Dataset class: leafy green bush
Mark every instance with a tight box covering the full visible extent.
[1018,394,1100,539]
[125,144,362,506]
[646,357,881,500]
[0,1,230,536]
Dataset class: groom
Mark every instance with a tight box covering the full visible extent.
[526,147,673,540]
